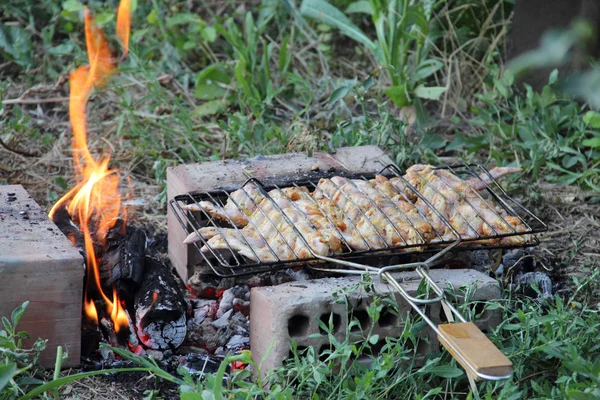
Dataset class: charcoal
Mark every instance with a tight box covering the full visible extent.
[229,312,249,334]
[226,334,249,351]
[502,249,535,273]
[217,286,247,318]
[182,353,224,376]
[287,268,310,281]
[134,257,187,350]
[100,227,147,288]
[189,299,217,329]
[190,319,221,352]
[232,298,250,316]
[515,272,553,300]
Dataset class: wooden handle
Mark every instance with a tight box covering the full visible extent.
[438,322,513,381]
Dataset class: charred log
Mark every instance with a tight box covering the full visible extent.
[134,257,187,350]
[100,227,147,287]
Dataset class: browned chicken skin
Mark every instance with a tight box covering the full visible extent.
[184,164,528,261]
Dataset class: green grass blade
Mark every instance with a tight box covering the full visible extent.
[300,0,376,51]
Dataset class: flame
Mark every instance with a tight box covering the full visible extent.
[84,297,98,323]
[49,2,131,334]
[116,0,131,57]
[111,287,130,333]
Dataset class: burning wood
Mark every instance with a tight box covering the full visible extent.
[100,227,147,287]
[134,257,187,350]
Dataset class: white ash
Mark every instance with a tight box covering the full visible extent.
[189,299,217,329]
[226,334,249,351]
[99,347,114,363]
[513,272,553,300]
[211,309,233,329]
[146,349,164,361]
[217,285,249,318]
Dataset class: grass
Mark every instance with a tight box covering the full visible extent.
[1,0,600,398]
[2,271,600,399]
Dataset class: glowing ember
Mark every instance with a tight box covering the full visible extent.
[49,2,131,333]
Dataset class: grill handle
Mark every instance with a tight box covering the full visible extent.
[438,322,513,381]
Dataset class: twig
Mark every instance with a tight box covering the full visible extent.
[2,96,70,105]
[0,137,40,157]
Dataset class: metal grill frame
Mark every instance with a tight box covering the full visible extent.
[169,164,546,277]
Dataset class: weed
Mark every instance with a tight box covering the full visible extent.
[300,0,446,110]
[445,68,600,190]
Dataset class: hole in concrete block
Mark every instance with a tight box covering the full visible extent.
[288,345,308,359]
[288,314,310,337]
[439,306,448,323]
[318,344,330,362]
[319,312,341,334]
[378,307,399,328]
[349,309,371,333]
[472,302,486,317]
[354,339,386,364]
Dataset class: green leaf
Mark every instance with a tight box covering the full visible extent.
[300,0,376,51]
[11,301,28,328]
[426,365,464,378]
[166,13,200,28]
[2,317,12,335]
[192,100,227,118]
[549,69,559,85]
[201,26,217,42]
[329,85,351,105]
[582,137,600,148]
[62,0,84,12]
[413,85,446,100]
[368,334,379,345]
[279,35,291,72]
[181,393,203,400]
[413,60,444,81]
[146,9,159,25]
[385,85,410,107]
[345,1,373,15]
[583,111,600,128]
[194,82,227,100]
[0,363,16,393]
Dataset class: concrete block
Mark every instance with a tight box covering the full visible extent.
[0,185,84,368]
[167,146,394,281]
[250,268,501,377]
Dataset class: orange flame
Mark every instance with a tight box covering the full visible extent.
[116,0,131,57]
[84,297,98,323]
[111,287,130,333]
[49,2,131,334]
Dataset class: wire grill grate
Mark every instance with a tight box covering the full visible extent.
[169,164,546,277]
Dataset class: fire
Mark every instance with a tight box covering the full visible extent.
[49,2,131,333]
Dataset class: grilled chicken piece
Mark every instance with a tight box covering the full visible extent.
[185,164,530,260]
[390,165,525,241]
[313,175,435,250]
[186,187,335,262]
[182,182,265,227]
